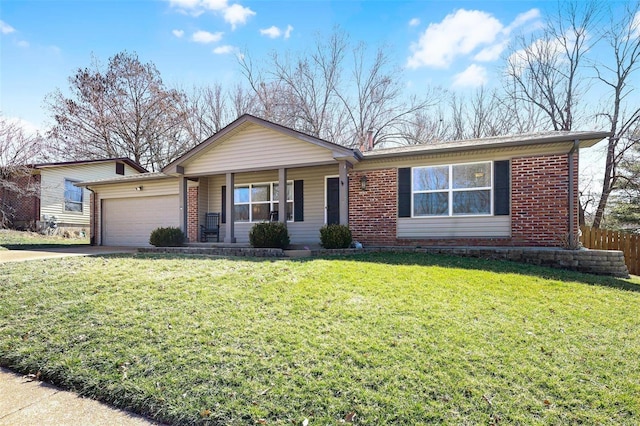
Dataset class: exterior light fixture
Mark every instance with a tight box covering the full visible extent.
[135,186,143,191]
[360,175,368,191]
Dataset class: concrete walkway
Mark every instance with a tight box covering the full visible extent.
[0,368,159,425]
[0,246,136,263]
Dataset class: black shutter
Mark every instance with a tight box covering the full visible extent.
[294,180,304,222]
[494,160,510,216]
[221,185,226,223]
[398,168,411,218]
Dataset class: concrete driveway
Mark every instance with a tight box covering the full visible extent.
[0,246,136,263]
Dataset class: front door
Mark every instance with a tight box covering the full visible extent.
[326,177,340,225]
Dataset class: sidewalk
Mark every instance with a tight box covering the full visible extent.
[0,368,159,426]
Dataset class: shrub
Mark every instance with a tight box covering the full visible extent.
[249,222,290,249]
[319,224,352,249]
[149,227,184,247]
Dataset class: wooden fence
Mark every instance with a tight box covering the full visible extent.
[580,226,639,276]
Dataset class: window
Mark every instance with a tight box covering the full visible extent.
[64,179,83,212]
[234,181,293,222]
[412,162,492,217]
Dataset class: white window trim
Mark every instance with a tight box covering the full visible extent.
[63,178,84,214]
[411,161,493,218]
[234,180,294,223]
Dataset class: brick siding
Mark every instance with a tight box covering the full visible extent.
[511,153,574,247]
[187,186,199,242]
[2,174,40,226]
[348,153,577,248]
[348,169,397,245]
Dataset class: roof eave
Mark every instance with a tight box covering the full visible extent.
[363,131,611,160]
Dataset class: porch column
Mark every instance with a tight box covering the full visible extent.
[339,161,349,226]
[224,172,236,243]
[278,167,287,223]
[179,175,188,236]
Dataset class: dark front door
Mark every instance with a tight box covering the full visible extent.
[326,177,340,225]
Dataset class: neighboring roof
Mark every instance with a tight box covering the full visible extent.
[32,158,148,173]
[163,114,361,174]
[364,130,611,159]
[76,172,174,187]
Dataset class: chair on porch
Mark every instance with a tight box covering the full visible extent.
[200,212,220,242]
[269,210,279,222]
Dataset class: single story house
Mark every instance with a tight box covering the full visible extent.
[78,114,609,248]
[4,158,146,234]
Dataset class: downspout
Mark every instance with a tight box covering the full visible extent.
[568,140,580,248]
[86,186,97,246]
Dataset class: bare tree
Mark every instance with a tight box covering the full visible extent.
[591,2,640,228]
[46,51,188,171]
[0,116,44,227]
[240,28,438,148]
[504,1,601,131]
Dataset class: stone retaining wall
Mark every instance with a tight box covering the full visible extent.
[138,247,284,258]
[311,247,630,278]
[139,246,629,278]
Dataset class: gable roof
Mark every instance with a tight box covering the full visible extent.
[32,158,148,173]
[163,114,361,174]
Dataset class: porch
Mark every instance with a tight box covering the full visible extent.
[180,163,350,246]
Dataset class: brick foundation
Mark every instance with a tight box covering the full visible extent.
[187,186,199,242]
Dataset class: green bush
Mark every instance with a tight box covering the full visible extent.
[149,227,184,247]
[319,224,352,249]
[249,222,290,248]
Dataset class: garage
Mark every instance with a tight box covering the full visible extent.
[102,195,179,246]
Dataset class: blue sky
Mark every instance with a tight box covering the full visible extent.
[0,0,562,132]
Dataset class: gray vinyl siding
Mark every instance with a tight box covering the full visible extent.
[93,178,179,245]
[397,216,511,238]
[185,124,338,175]
[40,163,141,226]
[203,165,338,244]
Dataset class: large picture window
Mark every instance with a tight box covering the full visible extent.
[234,181,293,222]
[412,162,492,216]
[64,179,83,212]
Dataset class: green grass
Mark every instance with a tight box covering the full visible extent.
[0,229,89,250]
[1,252,639,425]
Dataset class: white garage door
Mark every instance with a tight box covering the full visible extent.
[102,195,179,246]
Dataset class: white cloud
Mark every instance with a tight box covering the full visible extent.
[17,40,29,48]
[407,8,540,69]
[260,24,293,39]
[503,9,540,35]
[260,26,281,38]
[632,11,640,39]
[407,10,503,69]
[213,45,234,54]
[167,0,255,29]
[172,29,185,38]
[192,30,223,43]
[224,4,255,30]
[474,40,509,62]
[409,18,420,27]
[284,24,293,39]
[452,64,488,87]
[0,20,15,34]
[202,0,227,10]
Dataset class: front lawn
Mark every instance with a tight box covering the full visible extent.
[0,253,639,425]
[0,229,89,250]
